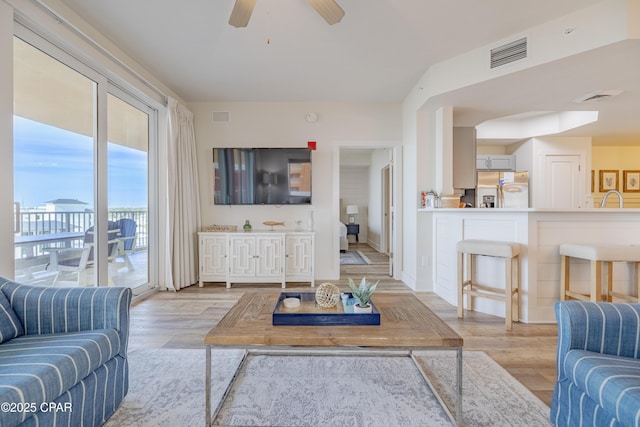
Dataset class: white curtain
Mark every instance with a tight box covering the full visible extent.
[166,98,201,290]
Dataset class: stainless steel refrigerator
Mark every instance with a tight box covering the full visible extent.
[476,171,529,208]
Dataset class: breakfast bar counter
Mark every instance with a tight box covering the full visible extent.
[422,208,640,323]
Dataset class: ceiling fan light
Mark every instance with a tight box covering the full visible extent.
[307,0,345,25]
[228,0,256,28]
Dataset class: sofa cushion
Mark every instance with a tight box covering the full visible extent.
[0,290,23,343]
[565,349,640,426]
[0,329,121,426]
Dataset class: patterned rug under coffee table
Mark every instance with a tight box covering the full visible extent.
[105,348,551,427]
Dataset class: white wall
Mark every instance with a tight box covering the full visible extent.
[189,101,402,281]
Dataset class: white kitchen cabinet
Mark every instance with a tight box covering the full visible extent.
[476,155,515,170]
[198,231,315,288]
[198,233,228,286]
[285,232,315,287]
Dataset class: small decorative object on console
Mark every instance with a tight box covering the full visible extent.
[243,220,252,232]
[315,282,340,308]
[348,276,379,313]
[202,224,238,232]
[263,221,285,231]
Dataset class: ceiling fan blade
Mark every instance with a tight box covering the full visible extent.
[307,0,345,25]
[228,0,256,28]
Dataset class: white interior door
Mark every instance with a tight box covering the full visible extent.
[382,164,393,276]
[544,155,581,208]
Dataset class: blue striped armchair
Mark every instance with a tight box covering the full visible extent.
[551,301,640,427]
[0,277,132,427]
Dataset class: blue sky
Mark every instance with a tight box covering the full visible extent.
[14,116,147,208]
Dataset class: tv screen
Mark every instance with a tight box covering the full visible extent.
[213,148,312,205]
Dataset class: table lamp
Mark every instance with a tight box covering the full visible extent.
[346,205,359,224]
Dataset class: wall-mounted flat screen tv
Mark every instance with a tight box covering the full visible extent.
[213,148,312,205]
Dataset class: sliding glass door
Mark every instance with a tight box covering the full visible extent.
[13,29,156,291]
[13,36,97,286]
[107,92,150,289]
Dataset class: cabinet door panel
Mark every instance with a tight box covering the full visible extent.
[489,156,514,170]
[229,237,256,276]
[256,236,283,277]
[201,235,227,276]
[286,235,313,275]
[476,155,490,169]
[544,155,580,208]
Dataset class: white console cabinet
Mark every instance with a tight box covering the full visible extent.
[198,231,315,288]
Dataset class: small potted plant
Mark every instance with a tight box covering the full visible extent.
[348,276,379,313]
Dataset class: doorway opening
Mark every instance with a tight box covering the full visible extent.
[338,147,395,280]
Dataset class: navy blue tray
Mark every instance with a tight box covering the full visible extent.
[272,292,380,326]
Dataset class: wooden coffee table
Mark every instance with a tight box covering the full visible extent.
[205,292,464,426]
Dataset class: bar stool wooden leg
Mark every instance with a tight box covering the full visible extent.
[512,255,519,323]
[505,255,513,331]
[457,251,464,319]
[605,261,613,302]
[561,255,569,301]
[467,253,474,312]
[590,260,602,302]
[635,262,640,302]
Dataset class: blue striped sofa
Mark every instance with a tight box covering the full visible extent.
[0,277,132,427]
[551,301,640,427]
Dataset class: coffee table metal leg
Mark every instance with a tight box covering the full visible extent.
[205,345,211,426]
[456,347,463,426]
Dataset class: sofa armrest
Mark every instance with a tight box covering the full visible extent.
[0,277,132,357]
[555,301,640,380]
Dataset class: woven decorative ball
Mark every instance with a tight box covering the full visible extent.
[315,282,340,308]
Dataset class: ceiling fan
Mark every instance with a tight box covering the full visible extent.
[228,0,345,27]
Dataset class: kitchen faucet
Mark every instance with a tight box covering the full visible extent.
[600,189,624,208]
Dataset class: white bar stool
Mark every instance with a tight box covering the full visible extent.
[457,239,521,330]
[559,243,640,302]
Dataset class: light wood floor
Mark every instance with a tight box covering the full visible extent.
[130,244,557,406]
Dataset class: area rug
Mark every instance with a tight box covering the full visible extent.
[340,250,371,265]
[105,349,551,427]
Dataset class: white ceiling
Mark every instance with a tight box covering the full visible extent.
[57,0,640,145]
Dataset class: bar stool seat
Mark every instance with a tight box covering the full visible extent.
[457,239,520,330]
[559,243,640,302]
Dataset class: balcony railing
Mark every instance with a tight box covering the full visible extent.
[14,209,148,259]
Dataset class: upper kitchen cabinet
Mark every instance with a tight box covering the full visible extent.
[453,127,477,189]
[476,154,516,171]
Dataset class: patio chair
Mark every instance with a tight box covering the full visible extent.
[48,221,121,285]
[113,218,137,272]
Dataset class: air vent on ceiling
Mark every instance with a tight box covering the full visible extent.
[212,111,230,123]
[490,37,528,69]
[573,90,623,103]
